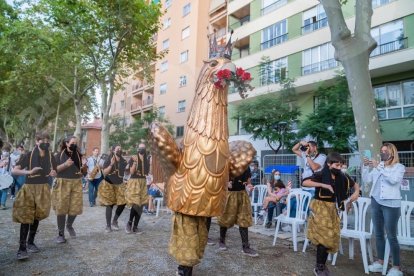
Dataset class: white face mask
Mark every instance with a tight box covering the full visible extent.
[2,151,9,158]
[274,175,281,181]
[341,168,347,173]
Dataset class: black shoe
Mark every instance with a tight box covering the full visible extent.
[265,222,272,228]
[17,249,29,260]
[177,265,193,276]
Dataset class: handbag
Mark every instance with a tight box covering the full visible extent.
[0,157,13,189]
[0,175,14,189]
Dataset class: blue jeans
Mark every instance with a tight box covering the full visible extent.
[14,175,25,192]
[371,197,401,266]
[0,188,8,206]
[89,177,102,205]
[267,202,286,222]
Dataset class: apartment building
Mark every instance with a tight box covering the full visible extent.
[227,0,414,156]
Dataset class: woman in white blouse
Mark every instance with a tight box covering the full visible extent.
[363,143,405,276]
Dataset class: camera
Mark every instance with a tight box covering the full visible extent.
[300,144,309,152]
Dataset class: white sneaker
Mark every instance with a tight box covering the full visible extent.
[368,261,383,273]
[386,267,403,276]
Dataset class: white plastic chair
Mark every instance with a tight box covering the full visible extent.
[155,197,163,217]
[382,200,414,275]
[273,189,312,251]
[251,184,267,225]
[332,197,373,274]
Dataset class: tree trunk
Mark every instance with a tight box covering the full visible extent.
[320,0,382,195]
[74,98,82,141]
[100,81,110,154]
[52,92,62,152]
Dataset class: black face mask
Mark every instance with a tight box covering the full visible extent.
[39,143,50,151]
[138,148,146,155]
[115,151,122,157]
[330,168,341,175]
[380,152,391,162]
[69,144,77,152]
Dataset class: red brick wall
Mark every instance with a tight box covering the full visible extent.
[84,129,101,156]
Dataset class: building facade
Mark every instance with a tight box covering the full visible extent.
[227,0,414,158]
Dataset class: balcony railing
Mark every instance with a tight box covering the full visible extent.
[130,103,142,114]
[231,47,250,60]
[370,37,408,57]
[302,58,338,75]
[261,33,288,50]
[229,15,250,30]
[301,17,328,34]
[143,97,154,106]
[260,69,288,86]
[261,0,288,15]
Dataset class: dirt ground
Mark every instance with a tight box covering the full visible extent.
[0,195,413,276]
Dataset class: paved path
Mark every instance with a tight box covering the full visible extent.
[0,195,413,276]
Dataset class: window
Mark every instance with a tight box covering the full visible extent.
[183,3,191,16]
[160,83,167,94]
[179,75,187,87]
[261,0,287,15]
[180,50,189,63]
[371,19,405,57]
[302,42,338,75]
[302,5,327,34]
[159,106,166,118]
[374,79,414,120]
[120,100,125,109]
[176,126,184,137]
[162,39,169,50]
[177,100,186,113]
[372,0,394,8]
[260,57,288,86]
[261,19,287,50]
[181,26,190,40]
[163,18,171,29]
[165,0,172,9]
[160,61,168,72]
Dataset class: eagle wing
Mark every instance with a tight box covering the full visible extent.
[149,122,181,178]
[228,140,256,178]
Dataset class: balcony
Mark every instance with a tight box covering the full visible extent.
[371,37,408,57]
[229,15,250,30]
[301,17,328,34]
[209,0,226,15]
[142,97,154,111]
[228,4,250,30]
[261,33,288,50]
[261,0,288,15]
[130,102,142,116]
[232,36,250,60]
[302,59,339,76]
[131,81,154,97]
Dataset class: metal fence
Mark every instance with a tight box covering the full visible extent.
[261,151,414,201]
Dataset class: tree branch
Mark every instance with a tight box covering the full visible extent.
[266,137,282,154]
[319,0,351,44]
[355,0,377,52]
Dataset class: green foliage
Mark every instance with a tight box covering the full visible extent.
[232,78,301,154]
[298,74,356,152]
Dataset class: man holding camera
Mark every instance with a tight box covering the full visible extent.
[292,141,326,197]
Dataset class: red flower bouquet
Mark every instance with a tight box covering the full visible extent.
[213,67,253,99]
